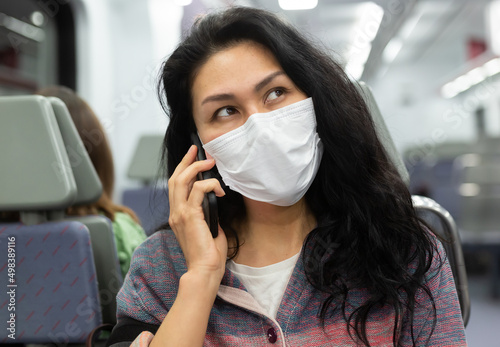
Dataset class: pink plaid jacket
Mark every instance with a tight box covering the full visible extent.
[112,229,467,346]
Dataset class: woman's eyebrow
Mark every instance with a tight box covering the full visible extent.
[201,71,286,106]
[254,71,285,93]
[201,93,235,105]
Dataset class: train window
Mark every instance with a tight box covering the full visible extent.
[0,0,75,95]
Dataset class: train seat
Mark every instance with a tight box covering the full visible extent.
[122,134,169,235]
[0,95,102,343]
[122,186,169,236]
[47,96,123,324]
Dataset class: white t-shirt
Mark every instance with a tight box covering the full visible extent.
[227,253,300,319]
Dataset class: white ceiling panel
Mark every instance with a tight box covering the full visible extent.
[195,0,494,85]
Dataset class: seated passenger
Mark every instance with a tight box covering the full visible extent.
[108,7,467,346]
[36,86,147,278]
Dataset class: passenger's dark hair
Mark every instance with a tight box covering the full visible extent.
[158,7,441,346]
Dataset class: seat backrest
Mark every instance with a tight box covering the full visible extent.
[127,134,164,184]
[48,97,103,205]
[0,221,102,344]
[122,186,170,236]
[66,215,123,324]
[0,95,103,343]
[0,95,123,332]
[0,96,77,213]
[48,96,123,324]
[357,84,470,326]
[123,134,169,235]
[356,81,410,186]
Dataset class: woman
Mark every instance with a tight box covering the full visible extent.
[37,86,147,278]
[108,7,466,346]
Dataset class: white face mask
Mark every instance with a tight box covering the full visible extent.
[202,97,323,206]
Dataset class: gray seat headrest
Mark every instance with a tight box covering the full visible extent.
[0,95,77,210]
[0,95,102,211]
[127,134,164,183]
[48,97,102,205]
[356,82,410,186]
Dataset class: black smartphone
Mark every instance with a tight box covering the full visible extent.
[191,133,219,238]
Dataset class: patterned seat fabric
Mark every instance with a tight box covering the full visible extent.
[0,221,101,344]
[122,187,169,236]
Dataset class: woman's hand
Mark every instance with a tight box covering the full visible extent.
[168,145,227,282]
[150,146,227,347]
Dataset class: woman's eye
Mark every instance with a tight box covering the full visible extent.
[266,89,284,102]
[215,107,237,118]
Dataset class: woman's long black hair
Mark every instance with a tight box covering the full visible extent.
[158,7,441,346]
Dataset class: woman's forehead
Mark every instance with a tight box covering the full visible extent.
[191,42,284,98]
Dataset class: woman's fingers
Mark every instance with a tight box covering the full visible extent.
[187,178,225,206]
[169,145,216,206]
[168,145,224,237]
[168,145,197,207]
[165,145,227,279]
[172,158,217,206]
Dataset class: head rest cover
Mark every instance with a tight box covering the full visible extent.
[127,134,164,182]
[0,95,77,210]
[48,97,102,205]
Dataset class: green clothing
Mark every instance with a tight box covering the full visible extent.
[112,212,147,278]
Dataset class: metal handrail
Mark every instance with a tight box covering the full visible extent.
[412,195,471,326]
